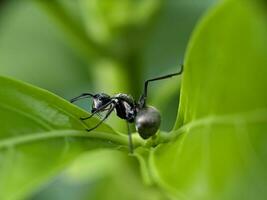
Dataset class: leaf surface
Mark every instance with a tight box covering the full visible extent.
[151,0,267,199]
[0,76,129,200]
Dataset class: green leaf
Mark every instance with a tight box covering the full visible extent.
[150,0,267,199]
[0,76,130,200]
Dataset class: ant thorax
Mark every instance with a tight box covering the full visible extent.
[114,93,136,122]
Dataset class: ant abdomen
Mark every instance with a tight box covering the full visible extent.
[135,106,161,139]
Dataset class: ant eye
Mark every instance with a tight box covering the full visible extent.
[99,93,110,99]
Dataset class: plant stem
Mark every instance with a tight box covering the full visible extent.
[121,51,143,99]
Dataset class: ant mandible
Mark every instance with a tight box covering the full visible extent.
[70,65,183,153]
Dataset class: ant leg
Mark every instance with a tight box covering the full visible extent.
[126,122,134,154]
[70,93,94,103]
[80,100,114,121]
[86,104,115,132]
[139,64,183,107]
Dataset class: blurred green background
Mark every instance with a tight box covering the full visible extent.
[1,1,267,200]
[0,0,217,132]
[0,0,217,199]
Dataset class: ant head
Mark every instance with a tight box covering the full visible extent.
[94,93,110,99]
[91,93,111,112]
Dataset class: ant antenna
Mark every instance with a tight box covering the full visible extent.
[70,93,95,103]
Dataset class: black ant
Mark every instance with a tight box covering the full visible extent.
[70,65,183,153]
